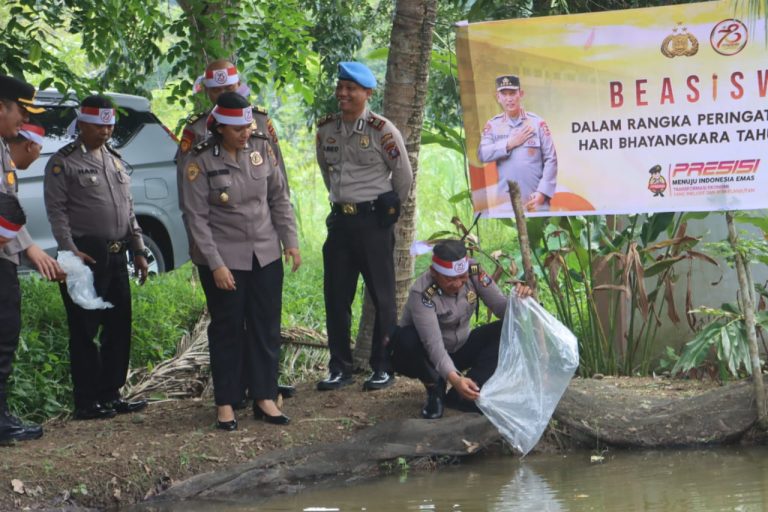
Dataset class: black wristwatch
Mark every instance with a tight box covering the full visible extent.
[136,248,151,260]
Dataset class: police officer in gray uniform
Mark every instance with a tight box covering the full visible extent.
[44,94,149,420]
[177,60,294,401]
[0,75,62,441]
[180,92,299,430]
[316,62,413,391]
[389,240,532,419]
[477,75,557,213]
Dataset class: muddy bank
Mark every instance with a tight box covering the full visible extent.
[3,376,765,510]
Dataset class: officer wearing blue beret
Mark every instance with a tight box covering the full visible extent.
[316,62,413,391]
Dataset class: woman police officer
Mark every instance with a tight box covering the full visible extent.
[180,92,300,430]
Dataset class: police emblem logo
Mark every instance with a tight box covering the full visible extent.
[244,108,253,123]
[187,162,200,181]
[100,110,113,124]
[480,273,492,287]
[213,69,228,84]
[180,138,191,153]
[219,191,230,203]
[250,151,263,166]
[360,135,370,148]
[467,291,477,304]
[421,296,435,308]
[453,260,467,274]
[51,164,63,176]
[661,22,699,58]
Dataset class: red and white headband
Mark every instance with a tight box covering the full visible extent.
[0,216,23,239]
[19,123,45,145]
[78,106,116,125]
[432,254,469,277]
[210,105,253,126]
[203,66,239,88]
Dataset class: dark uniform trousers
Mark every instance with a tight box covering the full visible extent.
[59,237,132,408]
[323,211,396,375]
[389,320,503,388]
[198,256,283,406]
[0,260,21,396]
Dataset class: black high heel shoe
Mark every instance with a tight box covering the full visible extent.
[216,418,238,431]
[253,403,290,425]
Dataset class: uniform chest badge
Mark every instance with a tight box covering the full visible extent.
[219,191,230,203]
[360,135,370,149]
[89,175,97,183]
[467,290,477,304]
[51,165,63,176]
[6,171,16,186]
[326,137,336,144]
[250,151,263,166]
[266,145,278,166]
[187,162,200,181]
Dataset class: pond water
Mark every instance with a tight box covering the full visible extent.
[138,446,768,511]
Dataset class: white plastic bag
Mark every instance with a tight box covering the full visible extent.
[477,296,578,456]
[57,251,114,310]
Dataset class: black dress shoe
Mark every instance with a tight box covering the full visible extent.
[0,411,43,442]
[104,398,148,414]
[278,384,296,398]
[216,418,238,431]
[362,371,394,391]
[74,402,117,420]
[253,404,290,425]
[317,372,354,391]
[421,379,445,419]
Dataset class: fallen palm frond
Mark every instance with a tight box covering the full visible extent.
[124,312,329,400]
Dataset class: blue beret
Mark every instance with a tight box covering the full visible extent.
[338,62,377,89]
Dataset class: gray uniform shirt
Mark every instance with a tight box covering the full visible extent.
[316,108,413,203]
[399,265,508,379]
[477,110,557,210]
[43,139,144,253]
[0,139,32,265]
[179,134,298,272]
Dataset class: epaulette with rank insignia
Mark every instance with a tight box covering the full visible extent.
[105,144,122,159]
[470,263,480,276]
[192,138,212,155]
[366,113,385,131]
[317,113,337,128]
[59,142,77,157]
[185,112,205,125]
[421,282,439,308]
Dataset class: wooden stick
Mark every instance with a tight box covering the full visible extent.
[507,180,538,301]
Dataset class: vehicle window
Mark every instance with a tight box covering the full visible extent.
[31,107,156,150]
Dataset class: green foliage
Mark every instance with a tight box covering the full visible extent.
[9,264,205,423]
[671,306,768,380]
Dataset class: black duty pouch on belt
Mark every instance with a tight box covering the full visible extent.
[375,190,401,228]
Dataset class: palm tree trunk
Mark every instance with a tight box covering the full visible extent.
[352,0,438,369]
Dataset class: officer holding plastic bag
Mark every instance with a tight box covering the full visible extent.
[389,240,532,419]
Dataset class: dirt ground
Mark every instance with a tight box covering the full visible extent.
[0,375,724,510]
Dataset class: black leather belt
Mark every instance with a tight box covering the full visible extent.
[331,201,376,215]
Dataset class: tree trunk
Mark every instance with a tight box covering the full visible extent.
[352,0,438,369]
[725,211,767,429]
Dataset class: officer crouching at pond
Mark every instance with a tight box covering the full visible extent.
[43,94,149,420]
[388,240,533,419]
[315,61,413,392]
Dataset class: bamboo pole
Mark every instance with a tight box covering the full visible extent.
[507,181,538,301]
[725,211,767,430]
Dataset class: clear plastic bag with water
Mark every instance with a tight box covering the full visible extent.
[477,296,578,456]
[57,251,114,310]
